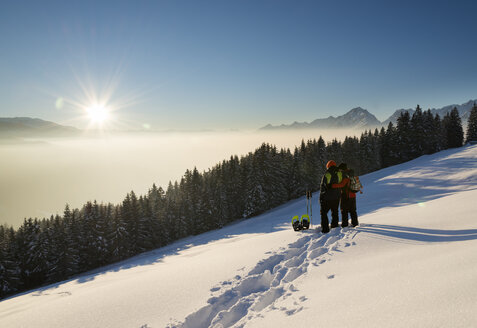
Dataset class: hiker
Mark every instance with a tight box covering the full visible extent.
[334,163,361,227]
[319,160,342,233]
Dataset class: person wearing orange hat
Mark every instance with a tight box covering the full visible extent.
[319,160,343,233]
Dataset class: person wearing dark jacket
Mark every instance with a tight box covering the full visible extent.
[333,163,360,227]
[319,160,343,233]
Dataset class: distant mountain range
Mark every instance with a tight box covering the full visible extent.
[260,99,476,131]
[260,107,381,130]
[0,117,80,138]
[2,99,476,137]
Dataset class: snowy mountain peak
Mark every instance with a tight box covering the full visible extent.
[260,107,381,130]
[260,98,476,130]
[382,99,477,125]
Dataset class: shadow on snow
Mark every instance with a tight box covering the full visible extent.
[358,145,477,215]
[356,224,477,243]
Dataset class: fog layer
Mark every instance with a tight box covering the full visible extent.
[0,129,360,227]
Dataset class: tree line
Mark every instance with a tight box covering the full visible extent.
[1,104,476,298]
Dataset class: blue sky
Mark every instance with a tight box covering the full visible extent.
[1,0,477,130]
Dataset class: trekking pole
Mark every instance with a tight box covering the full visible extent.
[306,191,312,228]
[310,191,313,228]
[305,191,308,232]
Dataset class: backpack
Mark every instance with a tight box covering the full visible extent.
[349,175,362,193]
[320,166,343,201]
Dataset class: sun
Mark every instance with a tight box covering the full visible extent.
[86,104,110,124]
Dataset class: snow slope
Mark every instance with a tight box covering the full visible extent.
[1,145,477,328]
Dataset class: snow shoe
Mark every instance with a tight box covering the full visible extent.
[301,214,310,230]
[292,215,302,231]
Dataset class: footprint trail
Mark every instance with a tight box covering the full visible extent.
[168,227,357,328]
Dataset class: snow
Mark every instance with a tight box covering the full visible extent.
[1,145,477,328]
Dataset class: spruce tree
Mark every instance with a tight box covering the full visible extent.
[387,122,401,166]
[422,109,437,154]
[63,206,80,276]
[410,105,425,157]
[266,146,288,208]
[243,152,266,218]
[465,103,477,143]
[0,227,21,297]
[443,107,464,148]
[359,131,373,173]
[396,111,412,162]
[288,148,305,199]
[434,114,446,151]
[47,215,68,283]
[341,136,359,169]
[137,196,154,251]
[125,192,141,254]
[148,184,167,246]
[379,126,390,168]
[108,207,128,262]
[327,139,343,167]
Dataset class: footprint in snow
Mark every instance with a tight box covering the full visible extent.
[172,227,356,327]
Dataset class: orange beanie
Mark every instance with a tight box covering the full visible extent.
[326,160,336,169]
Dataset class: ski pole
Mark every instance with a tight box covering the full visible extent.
[306,191,312,228]
[310,191,313,228]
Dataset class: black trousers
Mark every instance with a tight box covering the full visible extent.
[320,199,340,232]
[341,197,358,227]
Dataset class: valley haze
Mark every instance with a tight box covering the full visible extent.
[0,129,355,228]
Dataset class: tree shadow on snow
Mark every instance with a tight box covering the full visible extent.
[356,224,477,243]
[357,145,477,217]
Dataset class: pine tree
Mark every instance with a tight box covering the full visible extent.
[443,107,464,148]
[20,218,49,288]
[387,122,401,167]
[359,131,372,173]
[465,103,477,143]
[137,196,155,251]
[46,214,68,283]
[342,136,360,172]
[422,109,438,154]
[265,146,288,208]
[148,184,167,247]
[410,105,425,158]
[371,129,382,171]
[172,181,187,240]
[288,147,304,199]
[243,152,266,218]
[0,226,21,297]
[63,206,80,276]
[396,111,413,162]
[302,139,320,192]
[434,114,446,151]
[326,139,343,166]
[191,167,207,235]
[93,201,110,266]
[0,225,8,296]
[205,168,225,229]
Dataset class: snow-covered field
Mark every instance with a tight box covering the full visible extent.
[1,145,477,328]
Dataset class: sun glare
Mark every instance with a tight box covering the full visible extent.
[86,104,109,124]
